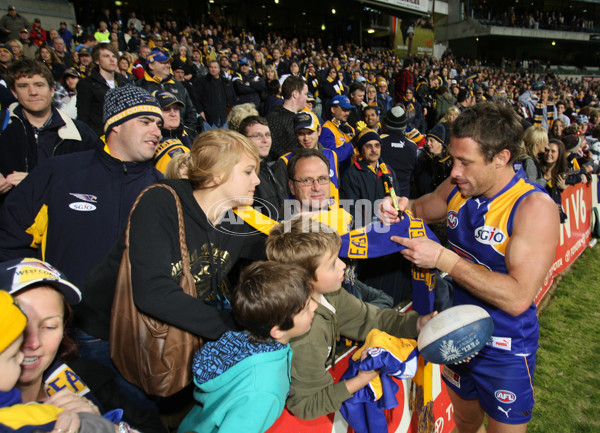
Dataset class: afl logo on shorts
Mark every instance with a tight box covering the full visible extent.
[69,202,97,211]
[474,225,506,245]
[447,211,458,229]
[495,390,516,404]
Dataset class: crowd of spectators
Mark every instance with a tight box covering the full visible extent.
[470,3,597,32]
[0,3,599,433]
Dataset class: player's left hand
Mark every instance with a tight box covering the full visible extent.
[391,236,440,268]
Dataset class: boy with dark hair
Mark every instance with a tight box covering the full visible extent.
[266,217,434,420]
[178,261,317,433]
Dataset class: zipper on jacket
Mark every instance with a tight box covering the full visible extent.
[52,140,64,156]
[122,161,128,174]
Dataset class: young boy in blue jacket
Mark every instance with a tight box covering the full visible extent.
[178,261,317,433]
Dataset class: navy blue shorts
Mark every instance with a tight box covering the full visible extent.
[442,349,537,424]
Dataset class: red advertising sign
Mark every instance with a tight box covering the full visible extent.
[537,180,594,305]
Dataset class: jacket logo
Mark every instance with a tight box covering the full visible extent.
[69,193,97,203]
[69,202,97,212]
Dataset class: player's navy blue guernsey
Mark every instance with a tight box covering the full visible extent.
[446,171,545,356]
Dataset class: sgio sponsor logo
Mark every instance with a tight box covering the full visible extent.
[447,211,458,229]
[495,390,516,404]
[69,202,96,211]
[474,225,506,245]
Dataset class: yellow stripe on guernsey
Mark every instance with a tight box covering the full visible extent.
[103,104,163,133]
[25,204,49,259]
[0,403,63,429]
[448,178,535,257]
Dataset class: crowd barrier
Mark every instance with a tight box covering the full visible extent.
[267,176,598,433]
[537,175,597,303]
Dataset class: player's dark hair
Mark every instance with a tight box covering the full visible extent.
[452,101,523,163]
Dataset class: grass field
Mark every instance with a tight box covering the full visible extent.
[528,244,600,432]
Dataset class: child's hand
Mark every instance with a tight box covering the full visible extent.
[52,410,80,433]
[357,368,379,383]
[47,389,100,415]
[417,311,438,332]
[345,347,380,394]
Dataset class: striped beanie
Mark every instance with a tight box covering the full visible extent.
[427,123,446,145]
[103,85,163,136]
[356,128,381,149]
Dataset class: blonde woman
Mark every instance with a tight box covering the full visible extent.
[520,125,548,186]
[128,129,264,338]
[227,102,259,131]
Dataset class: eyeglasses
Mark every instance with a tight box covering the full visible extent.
[292,176,329,187]
[247,133,271,140]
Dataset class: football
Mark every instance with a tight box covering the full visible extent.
[417,304,494,365]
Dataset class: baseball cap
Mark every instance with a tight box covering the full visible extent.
[294,110,319,132]
[63,68,81,79]
[330,95,353,109]
[533,80,545,91]
[19,28,28,34]
[154,90,184,109]
[147,49,171,63]
[576,114,589,125]
[306,92,316,103]
[0,258,82,305]
[7,5,15,11]
[78,47,91,56]
[238,57,250,66]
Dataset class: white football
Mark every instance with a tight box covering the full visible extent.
[417,304,494,365]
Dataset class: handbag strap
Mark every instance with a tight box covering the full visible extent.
[125,183,194,295]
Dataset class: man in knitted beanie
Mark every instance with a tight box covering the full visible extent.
[0,85,163,414]
[379,105,418,197]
